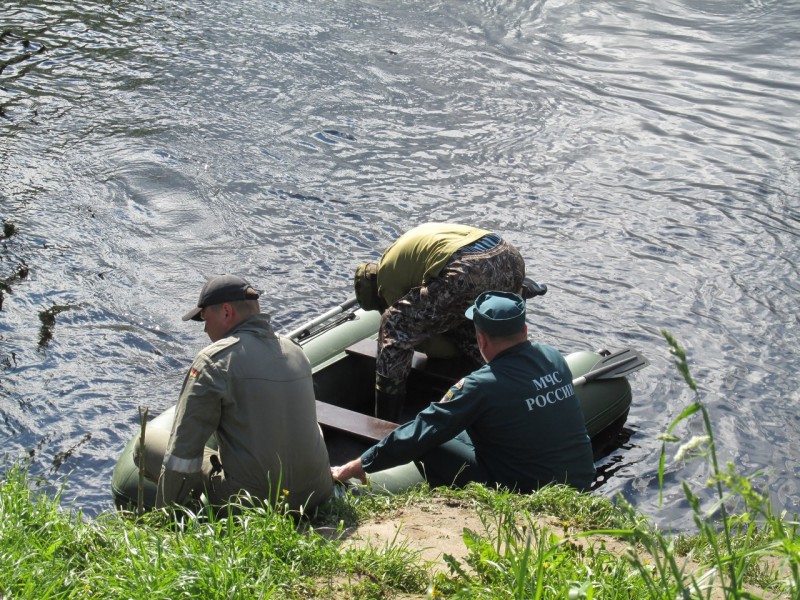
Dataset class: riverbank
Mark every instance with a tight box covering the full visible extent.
[2,336,798,598]
[0,461,795,599]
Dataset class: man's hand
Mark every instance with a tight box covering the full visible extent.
[331,458,367,484]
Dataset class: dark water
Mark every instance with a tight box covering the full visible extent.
[1,0,798,526]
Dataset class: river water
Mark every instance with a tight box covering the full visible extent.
[1,0,798,526]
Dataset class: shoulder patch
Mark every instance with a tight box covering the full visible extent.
[440,378,465,403]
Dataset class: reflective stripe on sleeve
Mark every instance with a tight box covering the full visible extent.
[163,452,203,474]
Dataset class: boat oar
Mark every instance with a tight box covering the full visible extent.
[287,277,547,340]
[572,348,649,387]
[286,297,360,341]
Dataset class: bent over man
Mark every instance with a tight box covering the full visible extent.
[138,274,333,513]
[331,291,596,493]
[353,223,526,421]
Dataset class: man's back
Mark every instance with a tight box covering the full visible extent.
[179,314,333,510]
[377,223,490,305]
[465,341,596,491]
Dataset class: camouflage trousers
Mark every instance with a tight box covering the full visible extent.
[376,239,526,396]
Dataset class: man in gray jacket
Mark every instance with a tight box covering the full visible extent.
[140,274,333,513]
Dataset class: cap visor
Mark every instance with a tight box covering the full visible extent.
[182,307,203,322]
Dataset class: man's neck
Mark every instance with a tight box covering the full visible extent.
[483,335,527,362]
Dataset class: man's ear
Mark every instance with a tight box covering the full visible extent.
[476,329,488,351]
[222,302,234,321]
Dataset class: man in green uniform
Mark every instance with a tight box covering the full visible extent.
[354,223,526,421]
[137,274,333,513]
[331,291,596,493]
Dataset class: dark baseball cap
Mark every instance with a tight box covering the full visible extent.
[182,274,260,322]
[465,291,526,336]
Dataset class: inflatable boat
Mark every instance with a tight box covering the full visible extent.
[111,297,644,511]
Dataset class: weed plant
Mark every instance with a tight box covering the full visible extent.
[586,331,800,599]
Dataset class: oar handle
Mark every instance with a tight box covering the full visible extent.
[286,297,359,341]
[522,277,548,299]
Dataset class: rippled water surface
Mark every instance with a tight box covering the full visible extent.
[1,0,798,523]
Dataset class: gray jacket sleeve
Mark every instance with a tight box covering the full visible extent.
[156,341,233,507]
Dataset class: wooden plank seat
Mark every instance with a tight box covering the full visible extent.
[344,338,468,385]
[316,400,397,443]
[317,339,471,442]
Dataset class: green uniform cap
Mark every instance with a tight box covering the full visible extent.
[465,291,526,336]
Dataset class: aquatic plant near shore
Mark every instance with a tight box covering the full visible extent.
[2,220,18,239]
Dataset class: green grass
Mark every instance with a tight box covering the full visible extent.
[0,464,796,598]
[1,333,798,598]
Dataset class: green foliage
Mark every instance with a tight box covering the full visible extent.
[432,503,649,599]
[661,329,697,392]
